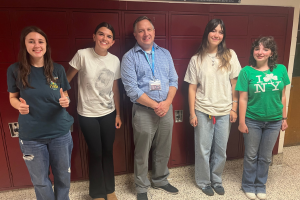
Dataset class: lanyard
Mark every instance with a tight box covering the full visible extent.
[143,45,155,78]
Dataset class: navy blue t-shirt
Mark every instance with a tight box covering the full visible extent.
[7,62,74,140]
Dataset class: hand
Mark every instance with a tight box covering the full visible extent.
[19,98,29,115]
[230,110,237,123]
[115,115,122,129]
[281,120,288,131]
[238,123,249,134]
[154,101,170,117]
[59,88,69,108]
[190,115,198,127]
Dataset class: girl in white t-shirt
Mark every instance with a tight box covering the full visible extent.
[184,19,241,196]
[67,22,121,200]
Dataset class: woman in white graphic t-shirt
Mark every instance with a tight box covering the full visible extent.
[184,19,241,196]
[67,22,121,200]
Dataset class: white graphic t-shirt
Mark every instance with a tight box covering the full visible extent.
[69,48,121,117]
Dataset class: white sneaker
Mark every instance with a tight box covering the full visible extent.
[257,193,267,199]
[245,192,256,200]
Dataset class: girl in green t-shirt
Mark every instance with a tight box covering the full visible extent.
[236,36,290,200]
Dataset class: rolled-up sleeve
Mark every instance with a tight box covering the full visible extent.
[166,51,178,89]
[121,52,145,103]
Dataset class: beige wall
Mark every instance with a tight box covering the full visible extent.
[123,0,300,153]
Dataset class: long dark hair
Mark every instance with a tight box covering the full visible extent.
[249,36,278,72]
[195,19,232,71]
[18,26,55,89]
[94,22,116,40]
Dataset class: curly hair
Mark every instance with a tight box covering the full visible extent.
[249,36,278,72]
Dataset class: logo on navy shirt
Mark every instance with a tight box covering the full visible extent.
[50,77,59,90]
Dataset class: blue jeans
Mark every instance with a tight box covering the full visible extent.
[19,132,73,200]
[194,110,231,188]
[242,118,282,194]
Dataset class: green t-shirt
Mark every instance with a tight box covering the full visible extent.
[235,64,290,121]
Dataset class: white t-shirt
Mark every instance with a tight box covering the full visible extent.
[184,49,241,116]
[69,48,121,117]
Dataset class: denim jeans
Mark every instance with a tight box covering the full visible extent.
[19,131,73,200]
[242,118,282,194]
[194,110,231,188]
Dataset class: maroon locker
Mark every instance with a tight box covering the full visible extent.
[0,1,294,190]
[0,125,11,189]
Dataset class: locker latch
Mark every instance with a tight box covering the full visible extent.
[175,110,183,123]
[8,122,19,137]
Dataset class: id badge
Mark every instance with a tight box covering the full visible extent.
[149,80,161,91]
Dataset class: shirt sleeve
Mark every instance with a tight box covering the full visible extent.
[229,49,242,79]
[281,65,291,86]
[114,58,121,80]
[184,56,198,85]
[58,64,71,91]
[121,52,145,103]
[166,50,178,89]
[235,68,249,92]
[7,64,20,93]
[69,51,82,71]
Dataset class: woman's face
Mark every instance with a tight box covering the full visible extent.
[253,43,273,62]
[25,32,47,59]
[207,24,224,47]
[93,27,115,50]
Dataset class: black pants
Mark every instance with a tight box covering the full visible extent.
[78,111,116,199]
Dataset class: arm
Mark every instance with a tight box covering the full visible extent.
[113,79,122,129]
[121,54,159,109]
[238,91,249,133]
[230,78,238,123]
[188,84,198,127]
[281,86,288,131]
[9,92,29,114]
[66,66,79,83]
[155,50,178,117]
[136,94,159,109]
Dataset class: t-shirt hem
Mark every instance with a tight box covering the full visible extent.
[245,115,282,122]
[77,109,115,118]
[195,107,231,116]
[19,130,70,141]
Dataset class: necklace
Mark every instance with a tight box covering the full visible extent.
[207,53,217,66]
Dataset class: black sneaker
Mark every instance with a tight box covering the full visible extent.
[201,186,214,196]
[137,192,148,200]
[213,185,225,195]
[152,183,179,194]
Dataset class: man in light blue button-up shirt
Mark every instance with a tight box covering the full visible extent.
[121,16,179,200]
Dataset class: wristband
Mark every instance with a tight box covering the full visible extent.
[232,100,238,103]
[190,115,196,120]
[282,117,287,120]
[231,109,237,113]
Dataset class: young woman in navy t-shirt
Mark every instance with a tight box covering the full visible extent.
[7,26,74,200]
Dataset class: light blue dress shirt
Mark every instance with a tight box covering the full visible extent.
[121,42,178,103]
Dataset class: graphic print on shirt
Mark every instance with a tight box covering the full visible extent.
[82,61,115,110]
[50,77,59,90]
[254,73,281,93]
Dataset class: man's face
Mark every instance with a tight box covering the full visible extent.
[133,19,155,51]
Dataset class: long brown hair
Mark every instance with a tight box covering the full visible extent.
[195,19,232,71]
[18,26,55,89]
[249,36,278,72]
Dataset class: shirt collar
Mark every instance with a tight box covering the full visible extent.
[134,42,159,52]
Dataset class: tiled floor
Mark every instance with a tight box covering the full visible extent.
[1,146,300,200]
